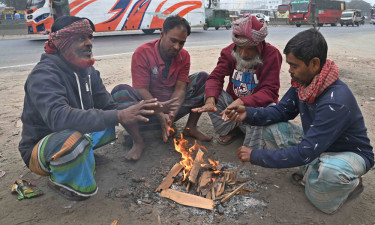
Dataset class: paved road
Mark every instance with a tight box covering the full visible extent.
[1,24,374,69]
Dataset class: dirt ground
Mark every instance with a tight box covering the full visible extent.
[0,33,375,225]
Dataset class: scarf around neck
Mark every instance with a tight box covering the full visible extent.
[291,59,339,103]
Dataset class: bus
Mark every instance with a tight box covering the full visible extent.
[289,0,345,27]
[371,4,375,25]
[25,0,205,34]
[276,4,289,18]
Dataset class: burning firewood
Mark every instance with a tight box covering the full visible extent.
[220,183,246,203]
[188,149,204,184]
[155,163,183,192]
[223,170,236,185]
[160,189,215,210]
[197,170,212,193]
[215,176,225,197]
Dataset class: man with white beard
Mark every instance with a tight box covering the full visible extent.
[193,14,286,148]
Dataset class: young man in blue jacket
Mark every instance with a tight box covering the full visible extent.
[19,16,176,201]
[224,28,373,214]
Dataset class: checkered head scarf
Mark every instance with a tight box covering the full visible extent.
[232,14,268,47]
[45,16,94,54]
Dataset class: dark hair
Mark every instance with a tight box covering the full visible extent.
[283,28,327,69]
[163,15,191,36]
[51,16,95,32]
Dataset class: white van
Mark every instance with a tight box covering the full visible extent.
[254,13,270,25]
[340,9,362,26]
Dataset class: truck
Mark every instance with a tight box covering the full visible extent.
[340,9,361,26]
[25,0,205,34]
[289,0,345,27]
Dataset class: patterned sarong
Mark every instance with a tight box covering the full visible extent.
[111,72,208,130]
[263,123,366,214]
[208,91,267,149]
[29,127,115,197]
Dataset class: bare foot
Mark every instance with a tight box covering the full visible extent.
[124,143,144,161]
[218,134,232,143]
[183,127,212,142]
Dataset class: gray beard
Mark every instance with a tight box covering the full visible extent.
[231,50,263,72]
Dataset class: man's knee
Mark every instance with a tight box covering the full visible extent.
[263,122,303,149]
[195,71,209,81]
[111,84,139,103]
[111,84,133,95]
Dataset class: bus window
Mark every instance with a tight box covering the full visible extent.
[52,0,70,19]
[290,2,309,13]
[26,0,45,9]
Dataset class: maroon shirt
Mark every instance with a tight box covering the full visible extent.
[205,42,282,107]
[131,39,190,102]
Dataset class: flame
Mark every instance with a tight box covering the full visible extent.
[173,133,207,181]
[208,158,219,170]
[173,133,222,184]
[168,125,175,134]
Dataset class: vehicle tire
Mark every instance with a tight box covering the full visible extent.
[356,22,359,26]
[341,23,343,26]
[346,24,348,26]
[316,18,322,27]
[203,25,208,30]
[142,29,155,34]
[226,26,231,30]
[331,23,336,26]
[296,24,301,27]
[215,27,219,30]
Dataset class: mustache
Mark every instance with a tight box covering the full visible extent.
[231,50,263,71]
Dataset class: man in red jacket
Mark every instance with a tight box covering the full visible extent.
[193,14,282,147]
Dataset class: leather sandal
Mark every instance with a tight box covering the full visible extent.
[290,172,305,187]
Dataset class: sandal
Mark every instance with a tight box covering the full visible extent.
[217,128,242,145]
[290,172,305,187]
[47,180,89,201]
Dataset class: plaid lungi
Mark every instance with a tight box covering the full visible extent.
[208,91,268,149]
[29,127,115,197]
[263,123,366,214]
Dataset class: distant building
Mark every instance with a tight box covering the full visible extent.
[265,0,283,10]
[213,0,278,10]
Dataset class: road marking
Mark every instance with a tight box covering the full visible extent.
[0,63,37,70]
[0,44,227,70]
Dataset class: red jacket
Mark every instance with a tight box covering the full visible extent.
[205,42,282,107]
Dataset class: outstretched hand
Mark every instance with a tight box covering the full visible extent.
[191,103,218,113]
[220,105,247,122]
[192,97,217,113]
[155,97,180,114]
[117,99,158,125]
[157,113,172,142]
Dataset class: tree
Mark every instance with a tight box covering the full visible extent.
[0,0,27,10]
[347,0,372,17]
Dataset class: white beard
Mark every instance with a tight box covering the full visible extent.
[231,50,263,72]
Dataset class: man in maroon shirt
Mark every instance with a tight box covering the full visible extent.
[112,15,211,160]
[193,14,282,148]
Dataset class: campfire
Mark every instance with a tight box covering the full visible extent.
[155,132,256,210]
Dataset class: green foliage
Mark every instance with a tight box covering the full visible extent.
[0,0,27,10]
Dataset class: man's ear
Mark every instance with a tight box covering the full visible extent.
[160,29,164,39]
[310,57,321,74]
